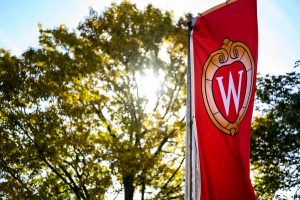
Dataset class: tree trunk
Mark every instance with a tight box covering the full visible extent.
[123,175,135,200]
[141,177,145,200]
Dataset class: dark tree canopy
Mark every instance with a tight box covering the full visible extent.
[251,71,300,199]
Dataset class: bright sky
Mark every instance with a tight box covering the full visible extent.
[0,0,299,76]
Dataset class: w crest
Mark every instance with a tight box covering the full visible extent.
[202,39,254,136]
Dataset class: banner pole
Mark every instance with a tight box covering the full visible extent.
[185,18,196,200]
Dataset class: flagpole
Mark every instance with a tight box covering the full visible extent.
[185,18,196,200]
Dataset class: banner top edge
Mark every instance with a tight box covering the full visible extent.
[199,0,237,17]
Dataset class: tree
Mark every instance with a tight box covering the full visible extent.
[0,30,111,200]
[251,69,300,199]
[0,1,189,199]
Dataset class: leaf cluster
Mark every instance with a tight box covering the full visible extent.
[251,71,300,199]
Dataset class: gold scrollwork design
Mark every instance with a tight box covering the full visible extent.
[202,38,254,136]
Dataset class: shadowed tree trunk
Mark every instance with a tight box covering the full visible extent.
[141,176,145,200]
[123,175,135,200]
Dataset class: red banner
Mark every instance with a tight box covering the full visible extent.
[191,0,258,199]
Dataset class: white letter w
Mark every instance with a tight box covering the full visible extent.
[216,70,243,116]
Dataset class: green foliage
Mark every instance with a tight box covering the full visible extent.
[0,1,190,199]
[0,46,111,199]
[251,71,300,199]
